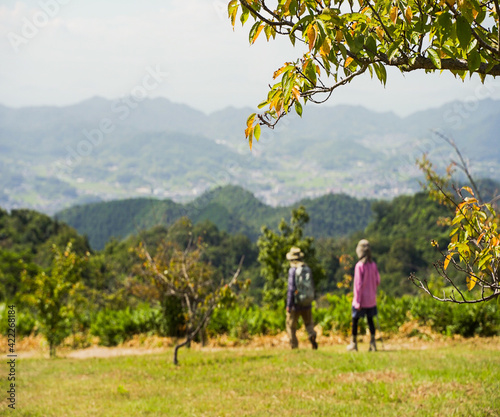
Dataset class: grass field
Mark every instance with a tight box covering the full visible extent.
[1,338,499,416]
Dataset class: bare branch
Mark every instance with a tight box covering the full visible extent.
[432,130,484,204]
[301,65,368,101]
[409,273,500,304]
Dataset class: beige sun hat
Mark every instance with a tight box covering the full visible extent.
[286,246,304,262]
[356,239,371,261]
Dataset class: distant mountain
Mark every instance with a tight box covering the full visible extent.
[1,97,499,213]
[56,185,373,250]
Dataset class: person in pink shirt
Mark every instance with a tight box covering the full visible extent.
[347,239,380,352]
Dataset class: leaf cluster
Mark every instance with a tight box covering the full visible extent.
[228,0,500,143]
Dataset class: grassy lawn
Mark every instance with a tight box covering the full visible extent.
[1,341,499,416]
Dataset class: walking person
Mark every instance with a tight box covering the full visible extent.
[285,246,318,350]
[347,239,380,352]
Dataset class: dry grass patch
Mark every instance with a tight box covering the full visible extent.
[335,369,403,384]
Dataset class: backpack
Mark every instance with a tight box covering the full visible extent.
[294,264,315,306]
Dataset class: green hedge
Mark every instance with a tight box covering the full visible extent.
[317,293,500,337]
[209,303,286,339]
[89,304,163,346]
[3,294,499,346]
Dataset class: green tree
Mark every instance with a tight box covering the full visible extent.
[227,0,500,145]
[257,206,326,308]
[20,242,87,357]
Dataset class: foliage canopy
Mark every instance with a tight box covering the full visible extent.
[228,0,500,145]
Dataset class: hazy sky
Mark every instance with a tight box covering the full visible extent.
[1,0,499,116]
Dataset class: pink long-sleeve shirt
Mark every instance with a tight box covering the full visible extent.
[352,260,380,310]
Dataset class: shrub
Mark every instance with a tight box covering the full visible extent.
[90,304,161,346]
[0,304,38,337]
[209,304,285,339]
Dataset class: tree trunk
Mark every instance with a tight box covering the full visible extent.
[49,342,56,358]
[173,337,191,366]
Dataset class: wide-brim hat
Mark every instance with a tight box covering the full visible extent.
[356,239,371,259]
[286,246,304,261]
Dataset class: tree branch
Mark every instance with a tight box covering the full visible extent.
[300,65,368,100]
[240,0,294,28]
[392,55,500,75]
[409,273,499,304]
[432,130,484,204]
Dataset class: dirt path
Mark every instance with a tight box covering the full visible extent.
[2,332,499,359]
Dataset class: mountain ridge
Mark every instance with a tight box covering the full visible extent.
[1,97,498,213]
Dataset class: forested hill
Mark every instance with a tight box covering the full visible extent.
[1,189,457,301]
[56,185,373,250]
[0,208,90,301]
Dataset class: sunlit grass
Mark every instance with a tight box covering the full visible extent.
[1,341,499,416]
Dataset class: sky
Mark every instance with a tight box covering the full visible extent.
[1,0,499,117]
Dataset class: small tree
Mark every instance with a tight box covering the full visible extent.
[257,206,325,308]
[226,0,500,145]
[20,242,87,357]
[410,137,500,303]
[139,241,245,365]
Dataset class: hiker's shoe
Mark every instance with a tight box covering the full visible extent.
[309,335,318,350]
[369,336,377,352]
[346,341,358,351]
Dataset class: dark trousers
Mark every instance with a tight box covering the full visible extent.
[352,306,377,337]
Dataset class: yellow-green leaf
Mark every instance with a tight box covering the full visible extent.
[246,113,256,129]
[345,56,354,67]
[283,0,292,14]
[251,24,265,44]
[390,6,398,24]
[228,0,238,27]
[254,123,261,141]
[444,253,452,270]
[427,48,441,69]
[405,6,413,22]
[273,64,289,79]
[320,39,331,57]
[307,24,318,51]
[248,129,253,150]
[466,274,477,291]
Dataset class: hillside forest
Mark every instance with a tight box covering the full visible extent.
[1,179,500,356]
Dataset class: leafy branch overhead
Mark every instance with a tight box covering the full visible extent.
[228,0,500,146]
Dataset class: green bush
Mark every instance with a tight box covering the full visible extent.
[319,293,500,338]
[446,301,500,337]
[314,294,353,336]
[90,304,161,346]
[209,304,285,339]
[84,294,499,345]
[0,304,38,337]
[378,293,412,333]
